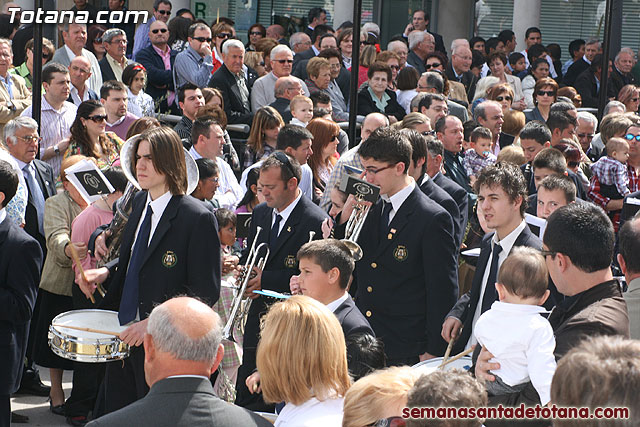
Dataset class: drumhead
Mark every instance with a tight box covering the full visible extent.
[412,356,473,376]
[51,309,127,338]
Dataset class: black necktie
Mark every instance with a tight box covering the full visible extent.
[119,205,153,325]
[481,243,502,313]
[380,201,392,235]
[270,214,282,247]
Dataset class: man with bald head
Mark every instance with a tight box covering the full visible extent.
[445,45,477,103]
[136,19,178,114]
[318,112,390,210]
[266,24,288,46]
[86,297,270,427]
[268,76,303,123]
[68,56,98,106]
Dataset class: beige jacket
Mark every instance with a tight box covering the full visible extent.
[0,73,32,136]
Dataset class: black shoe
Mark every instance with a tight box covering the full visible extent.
[50,399,66,416]
[16,369,51,396]
[11,412,29,423]
[67,415,89,426]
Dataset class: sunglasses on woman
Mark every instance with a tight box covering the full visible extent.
[425,62,441,69]
[537,90,554,97]
[88,115,107,123]
[496,96,512,102]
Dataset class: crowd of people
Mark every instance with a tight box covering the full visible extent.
[1,1,640,426]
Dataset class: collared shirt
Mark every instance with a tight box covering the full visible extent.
[70,84,91,105]
[166,374,210,380]
[9,62,31,89]
[367,86,390,112]
[63,45,103,94]
[326,292,350,313]
[582,54,592,65]
[173,45,214,90]
[21,97,77,180]
[380,179,415,224]
[189,147,243,209]
[234,71,250,111]
[151,43,175,106]
[240,159,314,201]
[133,191,173,247]
[290,117,308,127]
[106,53,129,82]
[0,72,14,99]
[106,114,127,127]
[174,115,193,141]
[272,189,303,235]
[0,208,7,224]
[468,219,528,348]
[312,45,320,56]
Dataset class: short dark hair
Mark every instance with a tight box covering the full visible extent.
[527,43,547,63]
[498,247,549,299]
[532,148,566,174]
[418,93,446,112]
[413,9,430,20]
[102,166,127,193]
[485,37,500,54]
[308,7,327,23]
[498,29,515,45]
[619,217,640,275]
[42,62,68,84]
[0,160,18,208]
[568,39,586,58]
[508,51,525,66]
[367,61,392,81]
[470,126,492,143]
[543,203,614,273]
[195,157,218,180]
[425,135,443,157]
[153,0,171,10]
[546,43,561,61]
[311,24,333,44]
[345,334,386,382]
[317,47,341,61]
[400,128,428,175]
[276,124,313,150]
[487,51,507,66]
[547,111,577,134]
[191,116,221,146]
[519,120,551,144]
[297,239,354,289]
[215,207,237,228]
[469,36,485,49]
[121,62,146,88]
[525,27,542,38]
[538,174,576,203]
[434,115,459,134]
[100,80,127,100]
[423,72,444,94]
[550,102,577,115]
[463,120,479,141]
[178,82,200,103]
[358,127,412,174]
[309,91,331,107]
[590,53,604,71]
[260,151,302,185]
[474,162,528,217]
[396,66,420,91]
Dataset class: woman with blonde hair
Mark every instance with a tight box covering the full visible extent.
[307,118,341,202]
[257,296,350,426]
[617,84,640,114]
[244,51,267,77]
[342,366,418,427]
[244,106,284,169]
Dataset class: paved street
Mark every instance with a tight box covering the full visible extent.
[11,368,71,426]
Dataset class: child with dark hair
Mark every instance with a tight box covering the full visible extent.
[463,126,497,184]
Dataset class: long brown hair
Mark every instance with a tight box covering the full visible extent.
[307,118,339,183]
[246,106,284,154]
[70,100,113,159]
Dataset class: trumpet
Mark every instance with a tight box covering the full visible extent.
[341,193,370,261]
[222,226,270,342]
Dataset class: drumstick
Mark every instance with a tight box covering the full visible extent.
[441,336,456,366]
[68,243,95,304]
[52,324,121,337]
[438,347,474,369]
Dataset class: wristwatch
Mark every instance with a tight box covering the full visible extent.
[54,145,60,155]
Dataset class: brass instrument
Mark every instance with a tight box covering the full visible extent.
[222,226,270,342]
[340,193,370,261]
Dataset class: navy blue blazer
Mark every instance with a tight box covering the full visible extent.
[352,186,458,359]
[101,192,221,320]
[334,296,374,339]
[0,218,42,394]
[135,44,178,113]
[240,195,328,349]
[433,171,470,229]
[419,176,465,250]
[23,159,56,255]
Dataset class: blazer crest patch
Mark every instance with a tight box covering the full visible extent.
[284,255,297,269]
[162,251,177,268]
[393,245,408,262]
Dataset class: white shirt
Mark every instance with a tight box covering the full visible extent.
[290,117,308,127]
[276,396,343,427]
[326,292,350,313]
[474,301,556,405]
[64,45,103,93]
[240,160,313,201]
[70,84,91,105]
[272,190,303,235]
[189,147,244,209]
[0,208,6,224]
[468,219,527,348]
[133,191,173,247]
[380,179,415,225]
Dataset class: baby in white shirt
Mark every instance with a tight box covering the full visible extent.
[474,246,557,405]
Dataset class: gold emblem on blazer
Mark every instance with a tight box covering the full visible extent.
[393,245,408,262]
[162,251,177,268]
[284,255,297,268]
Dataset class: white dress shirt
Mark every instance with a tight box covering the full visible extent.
[188,147,244,209]
[133,191,173,247]
[326,292,350,313]
[380,179,415,225]
[275,396,343,427]
[272,190,303,236]
[474,301,556,405]
[240,160,313,201]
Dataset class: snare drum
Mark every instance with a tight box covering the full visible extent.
[412,356,473,376]
[49,309,130,363]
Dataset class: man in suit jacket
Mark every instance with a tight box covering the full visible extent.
[267,76,303,123]
[208,39,257,126]
[98,28,129,83]
[0,161,43,427]
[442,163,544,355]
[563,39,599,87]
[88,297,270,427]
[445,46,477,103]
[50,23,102,94]
[337,127,458,366]
[136,20,178,114]
[235,152,328,410]
[403,10,446,55]
[79,128,221,414]
[574,55,610,109]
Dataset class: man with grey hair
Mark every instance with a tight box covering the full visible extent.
[86,297,271,427]
[564,38,600,86]
[407,30,435,74]
[208,39,258,126]
[387,39,409,69]
[446,44,477,103]
[173,22,214,89]
[267,76,303,123]
[474,100,507,153]
[576,110,602,161]
[99,28,129,82]
[419,71,469,122]
[611,47,636,97]
[290,32,312,55]
[251,44,309,112]
[51,22,102,93]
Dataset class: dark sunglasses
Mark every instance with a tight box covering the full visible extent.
[87,114,107,123]
[274,59,294,64]
[537,90,554,97]
[250,31,263,36]
[216,33,232,39]
[193,36,213,43]
[274,151,295,177]
[156,9,170,15]
[331,135,339,141]
[151,28,168,34]
[496,95,512,102]
[625,133,640,142]
[94,37,103,43]
[389,65,400,70]
[425,62,441,69]
[42,52,52,60]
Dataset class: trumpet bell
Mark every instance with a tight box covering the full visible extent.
[119,133,200,195]
[342,240,363,261]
